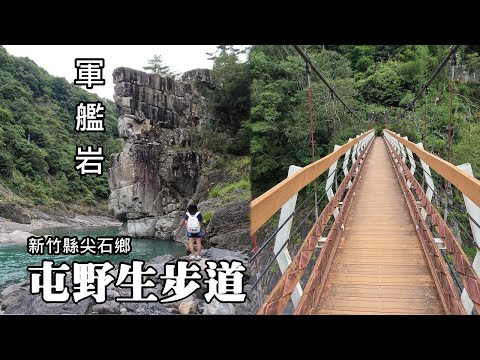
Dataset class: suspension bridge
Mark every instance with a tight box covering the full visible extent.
[248,45,480,315]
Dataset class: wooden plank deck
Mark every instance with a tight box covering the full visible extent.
[315,138,445,315]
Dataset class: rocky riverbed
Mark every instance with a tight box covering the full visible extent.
[0,247,256,315]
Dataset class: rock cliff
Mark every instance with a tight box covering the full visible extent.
[108,68,215,238]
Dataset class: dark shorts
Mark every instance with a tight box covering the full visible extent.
[187,231,204,239]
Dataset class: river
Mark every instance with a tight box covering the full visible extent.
[0,225,185,291]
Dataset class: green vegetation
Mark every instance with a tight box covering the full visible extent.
[204,153,250,203]
[463,247,477,261]
[247,45,480,197]
[0,46,250,212]
[247,45,480,251]
[0,47,122,209]
[248,46,363,195]
[227,156,251,179]
[143,54,175,78]
[4,43,480,251]
[202,210,214,223]
[270,262,280,274]
[290,233,302,246]
[194,46,250,157]
[208,178,250,200]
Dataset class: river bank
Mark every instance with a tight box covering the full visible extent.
[0,214,121,244]
[0,214,121,233]
[0,203,256,314]
[0,246,255,315]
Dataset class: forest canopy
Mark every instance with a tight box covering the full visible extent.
[0,46,122,208]
[247,45,480,196]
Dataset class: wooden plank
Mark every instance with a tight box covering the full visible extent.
[385,129,480,208]
[250,130,374,234]
[323,283,439,297]
[318,308,444,315]
[320,296,443,308]
[313,138,445,314]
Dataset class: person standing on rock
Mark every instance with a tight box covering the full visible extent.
[184,204,204,260]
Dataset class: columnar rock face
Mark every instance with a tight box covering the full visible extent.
[109,67,215,238]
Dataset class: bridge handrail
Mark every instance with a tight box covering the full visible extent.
[384,129,480,209]
[250,129,375,234]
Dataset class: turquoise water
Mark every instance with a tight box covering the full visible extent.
[0,226,186,291]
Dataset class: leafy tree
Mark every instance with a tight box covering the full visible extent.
[356,63,403,106]
[452,122,480,175]
[143,54,174,77]
[206,45,246,60]
[0,46,122,209]
[465,52,480,75]
[248,46,362,195]
[197,45,251,156]
[211,49,250,125]
[249,44,480,197]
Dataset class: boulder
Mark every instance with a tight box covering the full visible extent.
[205,200,250,251]
[197,198,223,213]
[145,254,174,280]
[18,296,94,315]
[206,247,248,261]
[0,280,30,310]
[179,300,198,315]
[209,229,251,252]
[174,225,188,244]
[164,294,196,309]
[106,289,120,301]
[121,301,171,315]
[149,254,175,265]
[208,200,249,235]
[2,295,36,314]
[202,299,236,315]
[127,217,159,237]
[0,203,31,224]
[91,301,120,314]
[0,230,36,244]
[155,212,181,240]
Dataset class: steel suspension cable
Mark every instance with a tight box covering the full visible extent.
[332,91,337,138]
[306,62,318,220]
[397,45,460,122]
[293,45,361,122]
[446,53,457,188]
[423,92,428,143]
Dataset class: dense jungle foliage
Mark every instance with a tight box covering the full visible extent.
[248,45,480,196]
[0,46,122,209]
